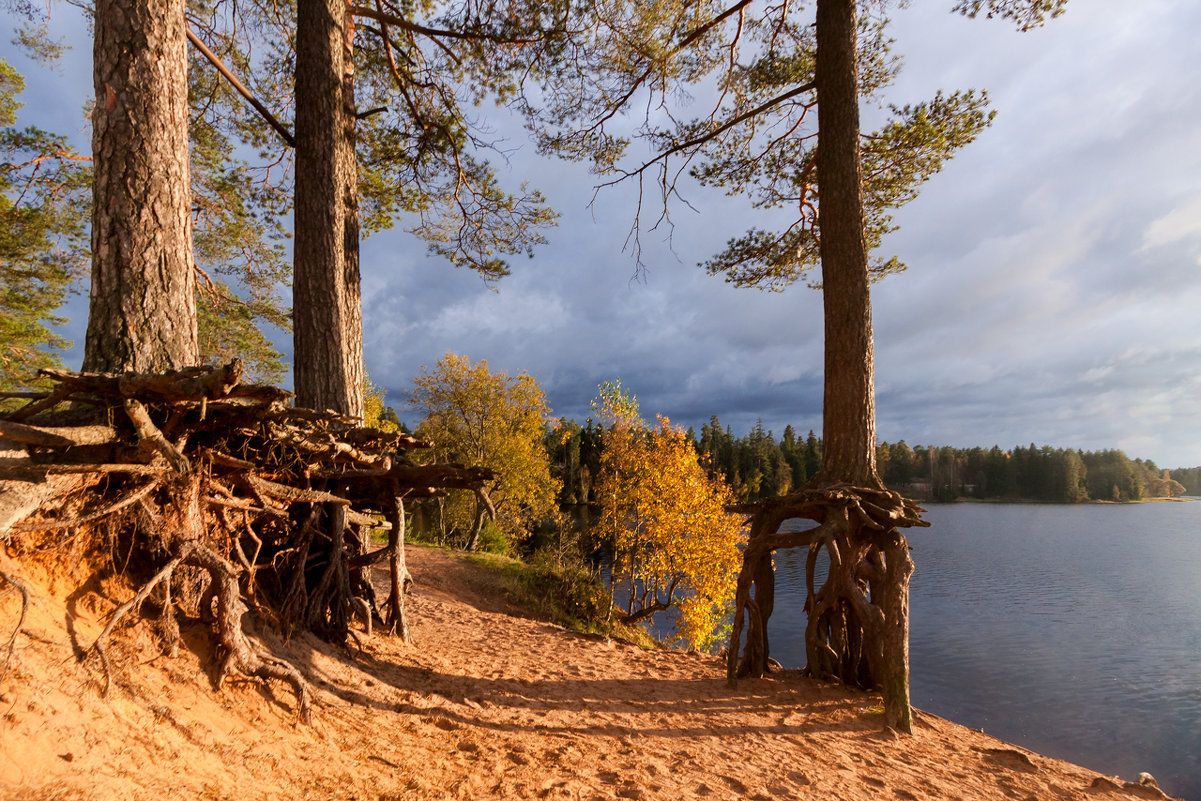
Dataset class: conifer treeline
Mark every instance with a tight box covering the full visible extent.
[545,416,1193,505]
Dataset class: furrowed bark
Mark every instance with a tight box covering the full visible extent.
[815,0,876,487]
[293,0,365,419]
[87,0,198,373]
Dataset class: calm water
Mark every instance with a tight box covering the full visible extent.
[766,502,1201,800]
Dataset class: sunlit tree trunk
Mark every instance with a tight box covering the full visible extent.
[815,0,877,488]
[86,0,197,372]
[293,0,364,418]
[814,0,912,732]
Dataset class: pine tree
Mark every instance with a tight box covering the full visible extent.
[85,0,197,372]
[530,0,1067,733]
[0,60,88,392]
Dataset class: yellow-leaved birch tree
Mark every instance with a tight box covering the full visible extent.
[592,381,745,650]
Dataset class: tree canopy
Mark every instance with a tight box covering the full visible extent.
[407,353,560,550]
[0,59,88,393]
[519,0,998,290]
[591,381,745,650]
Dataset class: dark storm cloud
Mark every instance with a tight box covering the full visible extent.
[362,0,1201,465]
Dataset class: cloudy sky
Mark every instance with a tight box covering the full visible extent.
[6,1,1201,467]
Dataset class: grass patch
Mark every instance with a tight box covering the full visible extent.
[464,550,655,648]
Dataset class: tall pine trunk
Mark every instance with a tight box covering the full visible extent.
[293,0,364,419]
[815,0,877,488]
[86,0,197,373]
[815,0,913,732]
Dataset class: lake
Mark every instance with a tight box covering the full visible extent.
[765,501,1201,800]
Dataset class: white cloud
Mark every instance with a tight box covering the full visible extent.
[1081,365,1115,383]
[1141,195,1201,251]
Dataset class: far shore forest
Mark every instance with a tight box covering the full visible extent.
[380,399,1195,511]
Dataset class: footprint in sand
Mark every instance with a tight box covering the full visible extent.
[720,775,750,794]
[786,770,812,786]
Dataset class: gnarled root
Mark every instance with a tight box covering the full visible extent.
[727,482,925,733]
[83,556,182,696]
[177,539,312,724]
[0,554,32,685]
[382,495,411,643]
[305,503,351,640]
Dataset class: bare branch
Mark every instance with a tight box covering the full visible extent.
[186,27,296,148]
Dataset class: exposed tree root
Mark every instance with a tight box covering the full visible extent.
[0,361,496,723]
[0,554,32,684]
[177,538,313,725]
[727,481,927,733]
[9,479,161,533]
[83,556,182,697]
[383,495,411,642]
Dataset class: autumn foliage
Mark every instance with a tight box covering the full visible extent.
[591,381,745,651]
[407,353,560,549]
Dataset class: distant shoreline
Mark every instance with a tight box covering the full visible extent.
[916,495,1196,505]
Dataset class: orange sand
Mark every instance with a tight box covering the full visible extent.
[0,545,1177,800]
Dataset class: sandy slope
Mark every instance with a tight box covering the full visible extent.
[0,545,1178,800]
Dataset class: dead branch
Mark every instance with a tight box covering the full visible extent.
[242,474,349,507]
[118,359,243,400]
[4,384,74,422]
[124,400,190,473]
[185,28,296,148]
[0,462,167,478]
[0,419,119,448]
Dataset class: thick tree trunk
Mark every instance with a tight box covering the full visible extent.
[86,0,197,373]
[342,15,362,400]
[815,0,877,488]
[293,0,364,419]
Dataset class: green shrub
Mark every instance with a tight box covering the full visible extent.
[466,548,654,647]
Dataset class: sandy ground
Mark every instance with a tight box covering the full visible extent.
[0,544,1179,800]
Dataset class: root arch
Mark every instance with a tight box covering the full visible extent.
[726,482,926,732]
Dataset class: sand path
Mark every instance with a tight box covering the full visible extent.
[0,545,1176,800]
